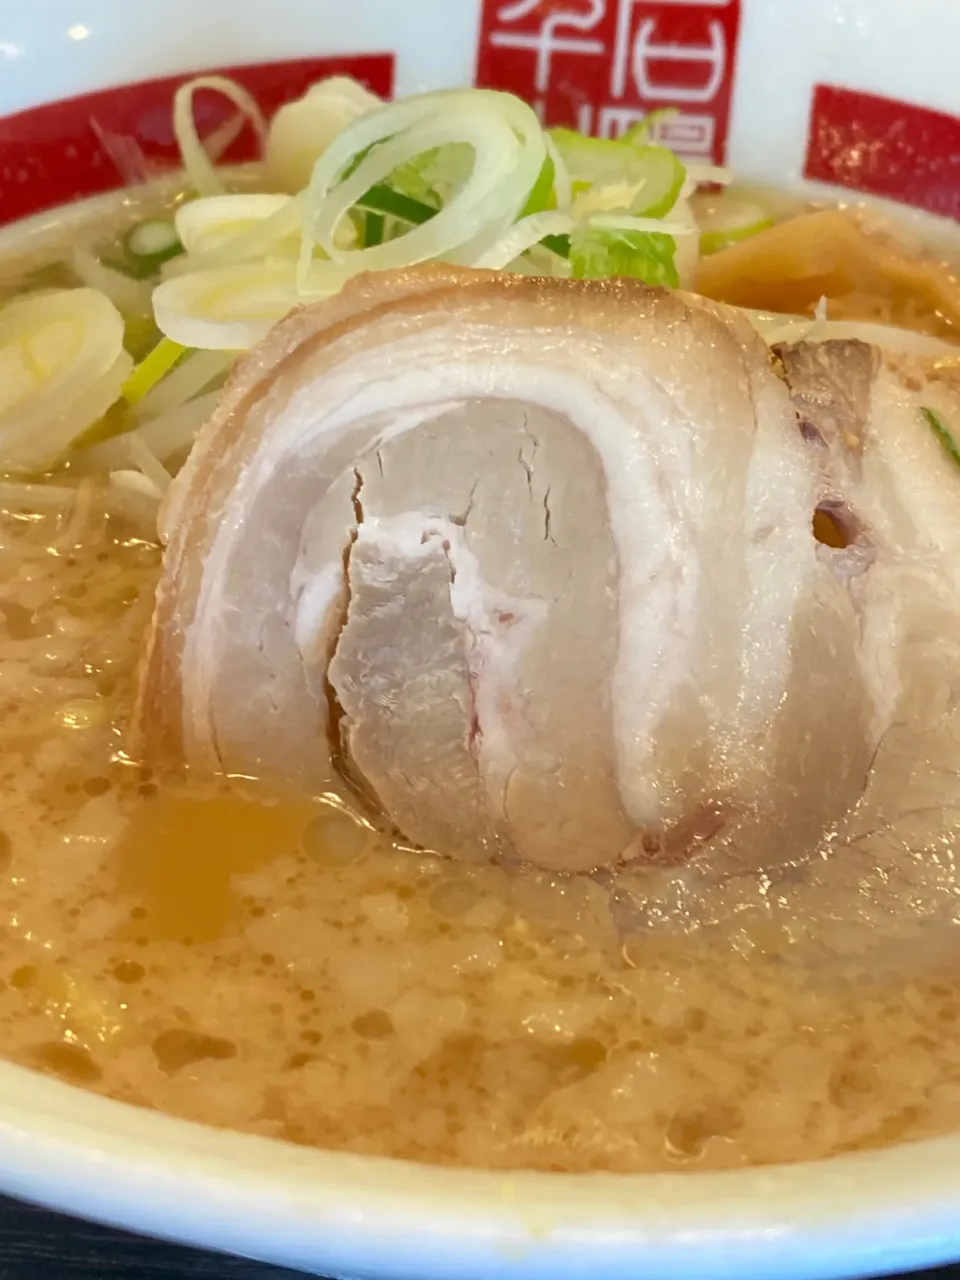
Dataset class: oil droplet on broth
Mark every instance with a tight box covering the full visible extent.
[302,806,371,865]
[116,790,317,944]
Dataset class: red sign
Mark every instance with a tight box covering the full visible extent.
[0,54,395,227]
[475,0,743,163]
[805,85,960,221]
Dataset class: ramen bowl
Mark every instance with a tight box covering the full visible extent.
[0,1,958,1276]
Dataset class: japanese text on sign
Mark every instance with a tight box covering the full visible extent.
[476,0,743,163]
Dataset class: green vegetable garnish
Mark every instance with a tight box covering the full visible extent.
[389,150,444,208]
[124,218,184,275]
[520,156,557,219]
[568,227,679,287]
[620,108,680,147]
[922,406,960,467]
[699,220,774,256]
[695,194,774,256]
[542,127,686,281]
[356,154,557,250]
[541,234,571,258]
[630,147,685,219]
[549,129,685,218]
[341,141,378,182]
[121,337,187,406]
[364,211,385,247]
[355,184,437,226]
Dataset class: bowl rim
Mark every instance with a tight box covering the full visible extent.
[2,1057,960,1279]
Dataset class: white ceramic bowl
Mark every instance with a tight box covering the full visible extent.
[0,2,958,1275]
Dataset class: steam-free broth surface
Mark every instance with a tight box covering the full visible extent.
[4,497,960,1173]
[1,70,960,1173]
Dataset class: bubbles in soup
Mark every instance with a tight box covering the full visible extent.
[2,69,960,1175]
[2,494,960,1174]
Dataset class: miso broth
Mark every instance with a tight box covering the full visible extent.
[1,71,960,1176]
[3,497,960,1173]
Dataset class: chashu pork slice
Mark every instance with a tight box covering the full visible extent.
[135,266,890,873]
[773,338,960,844]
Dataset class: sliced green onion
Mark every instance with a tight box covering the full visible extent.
[473,211,574,270]
[519,156,557,218]
[542,233,571,258]
[549,129,628,188]
[694,193,774,255]
[133,349,234,419]
[364,211,385,247]
[921,406,960,468]
[299,89,545,282]
[588,212,691,236]
[0,289,133,472]
[125,219,183,271]
[549,131,684,219]
[152,80,700,333]
[343,142,462,209]
[630,147,685,218]
[355,183,438,226]
[620,109,679,147]
[700,222,774,255]
[173,195,294,262]
[121,337,187,405]
[152,260,349,350]
[543,133,571,208]
[265,77,383,193]
[172,76,267,199]
[388,149,446,207]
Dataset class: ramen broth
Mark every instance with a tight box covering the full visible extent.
[2,177,960,1174]
[3,483,960,1175]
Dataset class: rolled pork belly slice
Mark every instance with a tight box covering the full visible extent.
[135,267,958,874]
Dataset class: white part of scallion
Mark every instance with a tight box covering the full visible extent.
[152,260,348,350]
[174,195,294,259]
[298,89,545,286]
[172,76,268,199]
[265,77,383,194]
[0,288,133,471]
[473,211,575,270]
